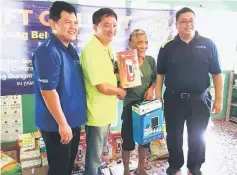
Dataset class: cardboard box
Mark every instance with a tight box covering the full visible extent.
[116,49,141,88]
[75,134,86,165]
[111,131,122,159]
[39,137,46,153]
[41,152,48,166]
[132,100,163,145]
[149,137,169,161]
[21,159,41,170]
[22,166,48,175]
[20,141,40,161]
[102,133,113,163]
[72,164,85,175]
[18,133,35,152]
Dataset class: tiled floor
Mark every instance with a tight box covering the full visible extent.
[73,121,237,175]
[139,121,237,175]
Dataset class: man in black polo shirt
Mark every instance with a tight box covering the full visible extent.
[156,7,222,175]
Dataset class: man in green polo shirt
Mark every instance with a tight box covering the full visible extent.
[80,8,126,175]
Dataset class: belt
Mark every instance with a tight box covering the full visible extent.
[172,92,191,98]
[169,90,207,99]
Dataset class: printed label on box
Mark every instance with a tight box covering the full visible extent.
[117,49,141,88]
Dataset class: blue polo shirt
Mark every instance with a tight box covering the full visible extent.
[157,31,221,93]
[32,34,86,132]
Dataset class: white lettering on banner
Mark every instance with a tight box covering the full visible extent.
[8,73,32,80]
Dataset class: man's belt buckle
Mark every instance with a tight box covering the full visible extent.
[181,93,190,98]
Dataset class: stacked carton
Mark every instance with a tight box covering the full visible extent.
[102,133,113,163]
[39,137,48,167]
[18,132,41,170]
[18,131,48,175]
[75,130,86,165]
[74,130,123,167]
[110,131,122,160]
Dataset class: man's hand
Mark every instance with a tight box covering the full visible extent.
[59,123,72,144]
[212,98,222,115]
[144,88,153,101]
[118,88,126,100]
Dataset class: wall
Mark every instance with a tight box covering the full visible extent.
[2,0,237,147]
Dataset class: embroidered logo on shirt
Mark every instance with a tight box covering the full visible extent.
[74,60,80,64]
[196,45,206,49]
[38,79,48,83]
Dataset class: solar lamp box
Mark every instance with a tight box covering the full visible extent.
[75,132,86,165]
[132,100,163,145]
[116,49,141,88]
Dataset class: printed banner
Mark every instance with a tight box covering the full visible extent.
[1,1,175,96]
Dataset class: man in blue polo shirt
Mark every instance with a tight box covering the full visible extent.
[156,7,222,175]
[32,1,86,175]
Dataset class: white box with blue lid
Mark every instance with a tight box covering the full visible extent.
[132,100,163,145]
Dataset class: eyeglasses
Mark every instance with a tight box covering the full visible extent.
[178,20,194,25]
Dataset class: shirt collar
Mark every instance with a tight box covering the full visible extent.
[49,33,74,51]
[91,35,113,53]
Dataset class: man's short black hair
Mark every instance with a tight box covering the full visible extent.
[176,7,195,21]
[92,8,117,25]
[49,1,77,22]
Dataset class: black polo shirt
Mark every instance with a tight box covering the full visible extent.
[157,31,221,93]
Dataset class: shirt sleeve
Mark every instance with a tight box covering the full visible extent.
[33,47,61,90]
[157,46,167,74]
[81,49,108,86]
[209,42,222,74]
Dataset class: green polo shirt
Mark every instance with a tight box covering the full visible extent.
[80,35,117,126]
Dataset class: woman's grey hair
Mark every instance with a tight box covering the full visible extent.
[128,29,146,42]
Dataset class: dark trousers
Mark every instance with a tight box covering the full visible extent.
[164,90,211,170]
[41,127,81,175]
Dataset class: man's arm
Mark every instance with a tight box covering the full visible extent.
[33,49,72,144]
[209,41,222,115]
[96,83,125,97]
[81,49,126,99]
[212,74,223,100]
[41,90,72,144]
[149,83,156,90]
[155,74,164,100]
[144,83,156,101]
[156,45,167,100]
[212,73,223,115]
[41,90,67,126]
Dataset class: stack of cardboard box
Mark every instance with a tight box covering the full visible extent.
[75,130,86,166]
[18,132,41,170]
[39,137,48,167]
[74,130,123,167]
[18,131,48,175]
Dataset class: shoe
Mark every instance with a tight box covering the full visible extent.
[166,167,180,175]
[189,168,202,175]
